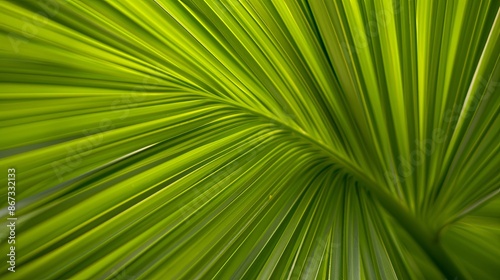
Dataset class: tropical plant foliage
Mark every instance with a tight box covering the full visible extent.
[1,0,499,279]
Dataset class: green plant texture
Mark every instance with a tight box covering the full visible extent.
[1,0,499,279]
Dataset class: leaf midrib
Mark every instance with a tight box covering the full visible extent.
[181,89,466,279]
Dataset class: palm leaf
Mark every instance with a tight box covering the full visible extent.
[1,0,499,279]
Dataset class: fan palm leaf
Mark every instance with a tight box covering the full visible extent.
[0,0,499,279]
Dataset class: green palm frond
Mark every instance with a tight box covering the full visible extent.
[1,0,499,279]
